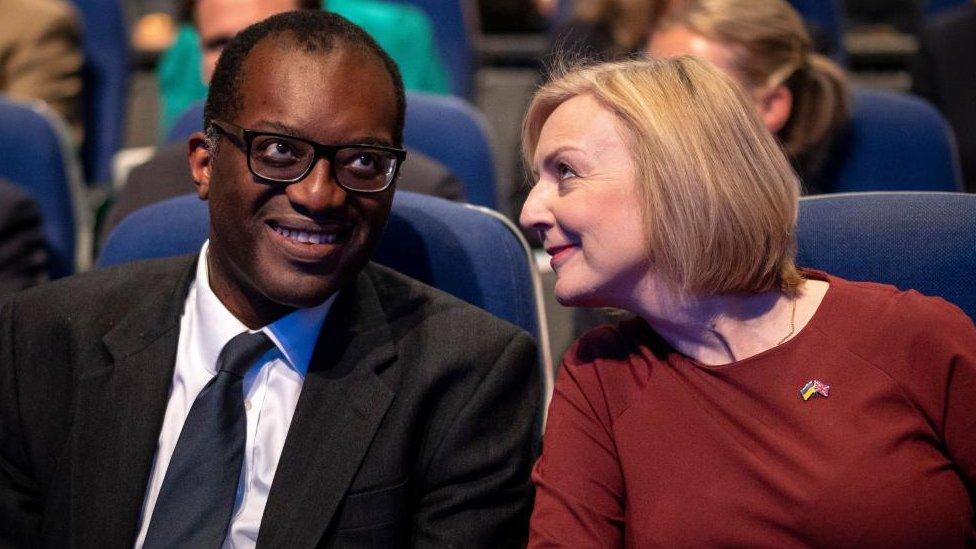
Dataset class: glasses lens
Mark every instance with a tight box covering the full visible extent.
[334,147,399,191]
[249,135,315,181]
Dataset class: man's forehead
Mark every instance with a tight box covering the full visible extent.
[235,36,398,142]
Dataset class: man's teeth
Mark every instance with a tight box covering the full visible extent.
[274,225,339,244]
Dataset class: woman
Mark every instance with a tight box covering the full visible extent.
[521,56,976,546]
[647,0,848,193]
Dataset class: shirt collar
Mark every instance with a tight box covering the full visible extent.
[193,241,335,376]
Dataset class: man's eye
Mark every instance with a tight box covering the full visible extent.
[343,151,392,177]
[256,140,299,164]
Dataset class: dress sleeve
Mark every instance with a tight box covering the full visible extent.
[529,342,625,548]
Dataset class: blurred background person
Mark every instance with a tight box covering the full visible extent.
[647,0,850,194]
[911,0,976,193]
[521,55,976,547]
[0,180,48,303]
[0,0,84,145]
[157,0,449,131]
[549,0,682,61]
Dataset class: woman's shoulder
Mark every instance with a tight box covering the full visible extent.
[556,317,659,417]
[819,272,973,335]
[814,271,976,382]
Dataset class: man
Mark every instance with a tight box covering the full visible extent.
[101,0,463,243]
[0,0,83,144]
[1,12,538,548]
[0,180,48,302]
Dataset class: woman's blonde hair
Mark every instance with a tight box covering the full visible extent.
[522,56,804,296]
[658,0,849,179]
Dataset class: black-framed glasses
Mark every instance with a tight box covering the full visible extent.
[211,119,406,193]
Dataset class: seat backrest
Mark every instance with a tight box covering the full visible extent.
[796,192,976,320]
[70,0,129,185]
[98,191,553,386]
[0,98,88,278]
[403,92,497,208]
[823,89,963,193]
[926,0,969,15]
[389,0,479,97]
[168,93,499,209]
[166,100,205,146]
[787,0,844,59]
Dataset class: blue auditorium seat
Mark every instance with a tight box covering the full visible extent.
[0,98,88,278]
[926,0,969,15]
[822,89,962,193]
[70,0,130,185]
[788,0,845,60]
[167,93,499,209]
[797,192,976,320]
[402,92,497,208]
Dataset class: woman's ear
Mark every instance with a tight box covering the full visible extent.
[758,84,793,134]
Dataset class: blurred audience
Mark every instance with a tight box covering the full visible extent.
[0,0,84,145]
[550,0,684,60]
[158,0,449,131]
[102,0,464,244]
[647,0,850,193]
[0,180,48,302]
[912,1,976,193]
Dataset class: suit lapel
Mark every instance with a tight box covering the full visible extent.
[258,267,398,548]
[68,256,197,547]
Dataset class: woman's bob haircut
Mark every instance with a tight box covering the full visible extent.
[522,56,804,296]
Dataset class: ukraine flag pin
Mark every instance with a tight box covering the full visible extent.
[800,379,830,401]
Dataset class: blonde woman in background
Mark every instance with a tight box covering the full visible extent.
[648,0,849,192]
[521,56,976,546]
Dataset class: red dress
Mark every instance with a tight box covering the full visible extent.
[530,272,976,547]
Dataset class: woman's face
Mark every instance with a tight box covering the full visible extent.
[648,25,742,82]
[520,94,651,308]
[647,26,792,134]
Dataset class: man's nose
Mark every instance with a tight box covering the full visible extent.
[285,157,347,214]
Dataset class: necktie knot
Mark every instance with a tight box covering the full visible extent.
[218,331,274,377]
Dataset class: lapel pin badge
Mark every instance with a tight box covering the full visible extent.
[800,379,830,401]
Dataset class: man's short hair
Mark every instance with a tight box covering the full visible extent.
[204,10,406,147]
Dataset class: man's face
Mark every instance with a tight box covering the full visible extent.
[196,0,297,82]
[193,38,398,327]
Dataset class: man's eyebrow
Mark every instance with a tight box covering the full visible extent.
[249,120,395,147]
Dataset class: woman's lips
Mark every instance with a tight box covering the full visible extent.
[546,244,577,268]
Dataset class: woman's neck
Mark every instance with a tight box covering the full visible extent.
[626,278,829,366]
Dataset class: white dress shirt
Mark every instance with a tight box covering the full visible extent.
[134,241,334,548]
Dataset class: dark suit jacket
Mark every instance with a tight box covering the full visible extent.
[99,143,467,245]
[911,3,976,193]
[0,180,47,302]
[0,255,539,547]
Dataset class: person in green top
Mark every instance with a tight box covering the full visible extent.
[157,0,450,132]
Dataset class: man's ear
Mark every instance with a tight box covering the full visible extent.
[758,84,793,134]
[188,131,212,200]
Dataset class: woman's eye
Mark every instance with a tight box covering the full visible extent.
[557,162,578,181]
